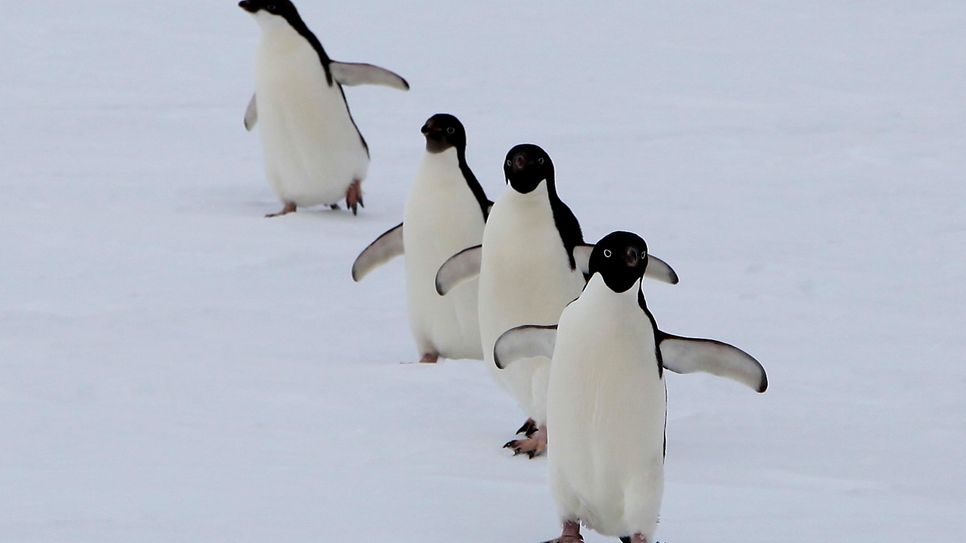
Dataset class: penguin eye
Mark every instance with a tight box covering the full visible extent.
[506,159,512,167]
[537,157,545,165]
[603,249,613,258]
[446,127,456,135]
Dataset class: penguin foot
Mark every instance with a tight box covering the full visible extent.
[503,425,547,458]
[265,201,297,218]
[346,179,364,216]
[329,204,341,210]
[419,353,439,364]
[516,418,538,437]
[541,520,582,543]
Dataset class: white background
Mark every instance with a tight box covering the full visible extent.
[2,2,964,541]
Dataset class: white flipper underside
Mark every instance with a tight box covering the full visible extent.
[352,223,404,282]
[244,93,258,131]
[493,325,558,369]
[494,324,768,393]
[572,245,679,285]
[660,334,768,392]
[435,245,482,295]
[330,62,410,91]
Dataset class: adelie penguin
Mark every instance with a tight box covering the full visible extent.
[494,231,768,543]
[351,114,491,363]
[435,145,679,457]
[239,0,409,217]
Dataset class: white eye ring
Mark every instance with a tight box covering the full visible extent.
[506,159,512,167]
[446,127,455,134]
[603,249,613,258]
[537,157,545,165]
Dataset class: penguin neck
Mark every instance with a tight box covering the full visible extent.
[416,147,461,185]
[255,12,295,36]
[255,10,333,82]
[506,179,551,207]
[584,273,643,306]
[418,147,488,220]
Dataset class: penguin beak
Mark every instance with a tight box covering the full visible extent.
[239,1,257,13]
[421,122,444,141]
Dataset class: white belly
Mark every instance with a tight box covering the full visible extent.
[547,276,666,539]
[254,28,369,206]
[402,149,486,360]
[478,184,586,424]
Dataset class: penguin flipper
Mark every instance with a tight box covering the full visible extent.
[573,244,679,285]
[330,62,410,91]
[645,255,679,285]
[493,325,558,370]
[573,244,595,276]
[351,223,404,282]
[658,333,768,393]
[244,93,257,131]
[435,245,482,295]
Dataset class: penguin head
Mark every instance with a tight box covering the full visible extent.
[504,144,554,194]
[421,114,466,154]
[589,231,650,293]
[239,0,298,23]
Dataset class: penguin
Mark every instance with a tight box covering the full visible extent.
[351,114,491,363]
[493,231,767,543]
[435,145,680,457]
[239,0,409,217]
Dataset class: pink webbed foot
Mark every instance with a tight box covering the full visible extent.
[419,353,439,364]
[345,179,364,216]
[541,520,582,543]
[516,418,538,437]
[504,424,547,458]
[265,201,296,218]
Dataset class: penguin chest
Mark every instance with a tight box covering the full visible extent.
[547,277,666,537]
[254,31,368,205]
[478,190,584,350]
[402,150,486,359]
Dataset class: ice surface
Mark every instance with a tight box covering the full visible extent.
[2,2,964,541]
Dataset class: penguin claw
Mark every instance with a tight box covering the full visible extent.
[516,418,538,437]
[502,425,547,459]
[265,201,297,218]
[345,179,363,216]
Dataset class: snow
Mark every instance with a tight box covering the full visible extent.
[2,1,965,541]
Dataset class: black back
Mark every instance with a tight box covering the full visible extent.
[422,114,491,221]
[503,144,584,269]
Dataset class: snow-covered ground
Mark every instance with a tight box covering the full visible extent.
[3,2,965,541]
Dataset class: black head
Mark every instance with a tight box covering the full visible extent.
[421,114,466,154]
[504,144,554,194]
[589,231,650,293]
[239,0,298,19]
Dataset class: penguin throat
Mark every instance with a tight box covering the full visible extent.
[254,11,289,31]
[508,179,548,197]
[419,147,460,177]
[590,273,642,298]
